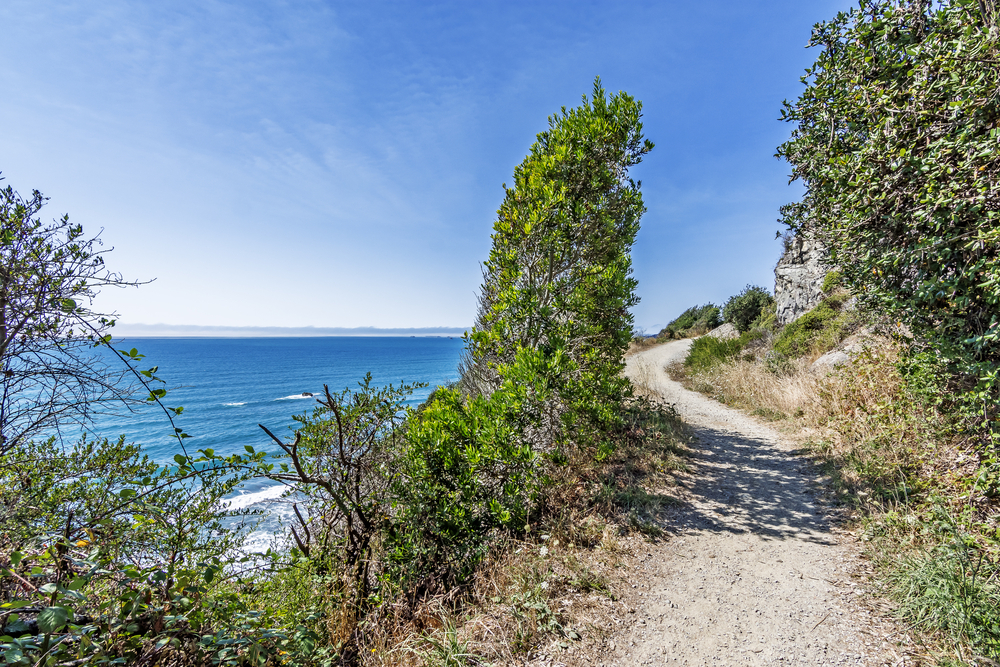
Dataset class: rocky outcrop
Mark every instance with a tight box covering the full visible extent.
[774,235,829,325]
[810,330,869,373]
[705,322,739,340]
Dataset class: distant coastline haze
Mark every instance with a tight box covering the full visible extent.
[113,324,468,338]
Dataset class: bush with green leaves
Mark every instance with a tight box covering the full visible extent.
[777,0,1000,427]
[684,336,747,372]
[659,304,721,339]
[464,77,652,447]
[0,437,274,667]
[721,285,775,334]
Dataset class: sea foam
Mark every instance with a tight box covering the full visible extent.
[224,484,289,511]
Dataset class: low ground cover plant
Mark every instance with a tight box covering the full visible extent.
[771,290,856,359]
[683,335,746,373]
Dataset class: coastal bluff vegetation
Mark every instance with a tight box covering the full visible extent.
[3,81,691,666]
[3,1,1000,665]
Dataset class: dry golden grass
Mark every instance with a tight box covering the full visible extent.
[627,337,665,355]
[689,356,822,420]
[357,523,638,666]
[683,335,934,493]
[628,357,662,399]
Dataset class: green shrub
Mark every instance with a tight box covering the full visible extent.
[722,285,775,334]
[751,299,777,332]
[777,0,1000,430]
[659,304,721,339]
[772,293,853,358]
[684,336,746,372]
[0,438,264,667]
[821,270,841,294]
[388,347,556,587]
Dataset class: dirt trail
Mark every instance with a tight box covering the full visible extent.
[608,339,899,666]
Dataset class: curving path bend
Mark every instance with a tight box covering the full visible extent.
[608,339,898,666]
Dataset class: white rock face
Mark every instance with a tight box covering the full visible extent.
[774,235,829,326]
[705,322,739,340]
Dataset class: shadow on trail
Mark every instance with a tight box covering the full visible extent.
[660,423,836,545]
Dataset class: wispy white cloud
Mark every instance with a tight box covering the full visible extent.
[2,0,856,329]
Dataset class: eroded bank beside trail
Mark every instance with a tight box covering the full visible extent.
[585,339,905,666]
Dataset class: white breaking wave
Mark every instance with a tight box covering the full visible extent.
[243,529,289,555]
[223,402,247,406]
[223,484,288,511]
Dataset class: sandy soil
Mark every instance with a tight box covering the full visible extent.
[581,339,905,666]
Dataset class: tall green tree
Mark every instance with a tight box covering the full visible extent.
[464,78,653,449]
[777,1,1000,417]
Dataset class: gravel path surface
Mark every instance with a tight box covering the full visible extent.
[611,340,898,666]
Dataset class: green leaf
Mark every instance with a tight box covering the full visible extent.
[67,577,89,592]
[0,600,32,610]
[36,606,70,634]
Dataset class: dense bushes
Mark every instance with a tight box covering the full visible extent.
[0,438,263,667]
[684,336,747,373]
[389,378,539,587]
[721,285,774,334]
[658,304,721,339]
[777,0,1000,433]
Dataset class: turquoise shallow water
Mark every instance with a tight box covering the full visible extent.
[87,336,466,545]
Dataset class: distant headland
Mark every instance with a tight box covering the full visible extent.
[112,323,469,337]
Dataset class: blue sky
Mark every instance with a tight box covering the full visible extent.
[1,0,854,333]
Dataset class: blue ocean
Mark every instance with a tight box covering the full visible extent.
[90,336,466,547]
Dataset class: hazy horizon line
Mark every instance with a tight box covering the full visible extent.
[112,323,469,338]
